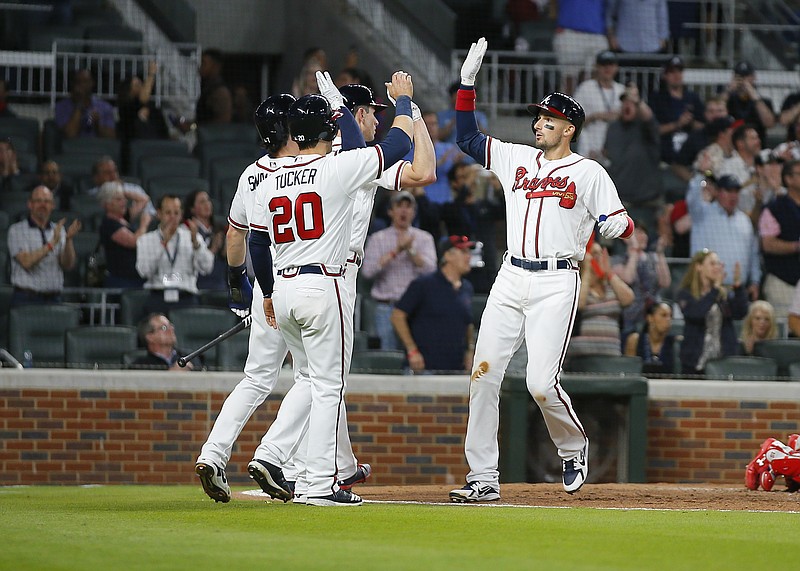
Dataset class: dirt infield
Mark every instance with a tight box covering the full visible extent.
[235,483,800,512]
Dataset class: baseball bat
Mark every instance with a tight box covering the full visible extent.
[177,315,252,367]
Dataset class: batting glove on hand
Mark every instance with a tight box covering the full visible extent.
[315,70,344,110]
[227,264,253,318]
[460,37,487,86]
[385,81,422,121]
[598,214,628,240]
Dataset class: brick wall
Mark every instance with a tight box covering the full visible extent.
[0,382,470,486]
[3,372,800,486]
[647,398,800,483]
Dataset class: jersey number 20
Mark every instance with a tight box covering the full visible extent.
[269,192,325,244]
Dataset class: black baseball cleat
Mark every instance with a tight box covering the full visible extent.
[338,463,371,490]
[247,459,293,502]
[195,462,231,503]
[306,489,363,507]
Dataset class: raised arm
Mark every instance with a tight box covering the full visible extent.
[455,38,489,165]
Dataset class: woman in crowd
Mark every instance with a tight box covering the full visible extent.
[624,301,676,375]
[567,241,635,360]
[97,182,151,288]
[612,220,671,338]
[739,300,779,355]
[183,189,226,291]
[677,249,749,373]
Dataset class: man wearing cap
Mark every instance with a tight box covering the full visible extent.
[648,55,705,165]
[362,190,437,351]
[686,173,761,299]
[390,235,476,373]
[673,96,731,182]
[572,50,626,161]
[603,83,662,231]
[726,61,775,143]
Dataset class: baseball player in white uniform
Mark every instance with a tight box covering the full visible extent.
[195,91,379,503]
[248,72,436,503]
[449,38,634,502]
[249,74,415,506]
[194,94,301,503]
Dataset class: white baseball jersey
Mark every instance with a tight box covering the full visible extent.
[331,137,408,258]
[250,147,387,269]
[485,138,625,261]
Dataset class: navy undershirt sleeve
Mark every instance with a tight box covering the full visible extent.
[248,230,274,297]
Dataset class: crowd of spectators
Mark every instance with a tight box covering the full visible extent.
[4,17,800,375]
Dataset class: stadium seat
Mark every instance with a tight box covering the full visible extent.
[42,119,62,161]
[753,339,800,377]
[353,330,369,353]
[0,193,31,223]
[61,137,121,165]
[128,139,191,178]
[209,156,253,199]
[9,304,82,367]
[199,289,229,309]
[0,249,7,287]
[65,325,137,369]
[215,329,250,371]
[0,117,40,155]
[198,140,261,179]
[0,284,12,348]
[472,293,488,328]
[147,176,209,205]
[168,307,237,366]
[788,362,800,380]
[704,356,779,380]
[51,152,102,181]
[196,123,258,146]
[122,349,149,369]
[0,210,8,231]
[566,355,643,375]
[350,350,406,374]
[119,289,151,326]
[138,156,201,188]
[26,24,86,51]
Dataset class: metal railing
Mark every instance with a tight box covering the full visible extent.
[449,49,800,123]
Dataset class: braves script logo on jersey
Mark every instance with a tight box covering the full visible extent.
[512,166,577,209]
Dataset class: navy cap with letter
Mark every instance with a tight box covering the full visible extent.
[527,92,586,142]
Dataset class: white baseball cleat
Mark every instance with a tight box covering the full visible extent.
[562,445,588,494]
[449,481,500,503]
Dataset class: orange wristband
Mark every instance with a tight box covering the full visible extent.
[407,349,420,358]
[46,243,53,252]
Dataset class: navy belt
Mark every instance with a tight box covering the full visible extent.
[278,264,345,277]
[510,256,573,271]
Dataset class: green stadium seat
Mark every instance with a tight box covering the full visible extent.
[9,304,82,367]
[65,325,137,369]
[215,328,250,371]
[350,350,406,374]
[753,339,800,377]
[168,306,237,367]
[566,355,643,375]
[704,356,779,380]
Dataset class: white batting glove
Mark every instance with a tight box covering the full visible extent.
[598,214,629,240]
[385,82,422,121]
[230,307,250,319]
[315,70,344,110]
[460,37,487,87]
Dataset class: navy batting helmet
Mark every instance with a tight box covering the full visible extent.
[527,92,586,142]
[254,94,296,153]
[288,94,339,144]
[340,84,388,114]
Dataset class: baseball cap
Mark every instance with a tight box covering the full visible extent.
[596,50,617,65]
[734,61,755,76]
[438,234,476,259]
[390,190,416,207]
[716,174,742,190]
[706,115,735,136]
[663,55,684,71]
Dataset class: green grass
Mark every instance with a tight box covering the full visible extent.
[0,486,795,571]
